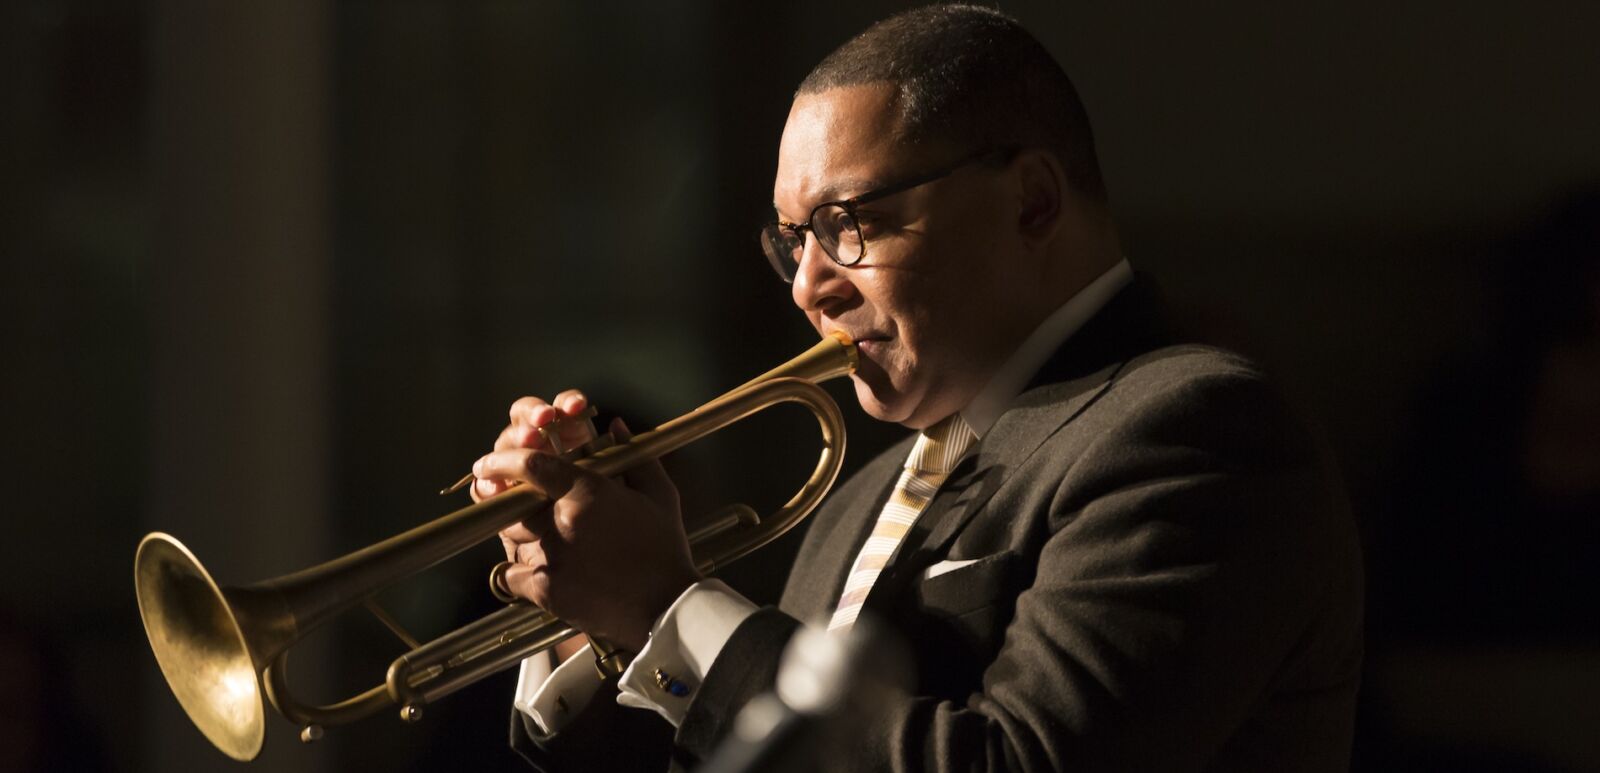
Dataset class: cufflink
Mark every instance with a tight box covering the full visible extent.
[654,668,690,698]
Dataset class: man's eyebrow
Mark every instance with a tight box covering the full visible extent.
[817,178,882,201]
[772,178,885,219]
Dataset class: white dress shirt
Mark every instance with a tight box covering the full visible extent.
[514,258,1135,733]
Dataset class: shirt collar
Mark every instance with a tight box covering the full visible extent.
[959,258,1134,439]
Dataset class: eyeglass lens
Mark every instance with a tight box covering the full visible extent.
[760,203,865,283]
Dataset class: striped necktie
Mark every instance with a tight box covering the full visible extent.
[826,413,976,633]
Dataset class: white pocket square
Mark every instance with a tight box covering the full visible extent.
[924,558,980,579]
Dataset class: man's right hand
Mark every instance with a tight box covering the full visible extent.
[473,388,697,652]
[470,389,600,504]
[476,390,596,663]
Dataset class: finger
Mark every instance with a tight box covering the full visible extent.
[480,450,589,542]
[509,395,592,455]
[497,530,556,564]
[475,450,541,511]
[551,420,596,453]
[474,475,512,502]
[498,491,558,543]
[509,396,557,428]
[514,537,551,570]
[553,389,588,416]
[476,449,541,485]
[500,562,550,609]
[612,418,678,510]
[495,421,547,452]
[522,452,585,502]
[551,390,598,448]
[499,504,554,544]
[497,400,588,453]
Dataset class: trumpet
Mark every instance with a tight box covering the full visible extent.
[135,331,856,760]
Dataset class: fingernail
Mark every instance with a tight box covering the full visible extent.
[473,458,484,475]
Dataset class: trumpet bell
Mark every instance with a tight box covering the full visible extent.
[136,533,265,761]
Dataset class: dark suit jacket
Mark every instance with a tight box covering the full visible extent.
[512,282,1364,772]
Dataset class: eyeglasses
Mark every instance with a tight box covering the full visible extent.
[759,147,1016,283]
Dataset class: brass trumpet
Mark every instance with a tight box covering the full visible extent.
[134,332,856,760]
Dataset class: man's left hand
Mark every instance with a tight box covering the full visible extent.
[479,418,701,652]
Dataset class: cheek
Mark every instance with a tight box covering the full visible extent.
[883,278,946,353]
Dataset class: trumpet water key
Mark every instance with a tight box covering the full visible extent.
[135,332,856,760]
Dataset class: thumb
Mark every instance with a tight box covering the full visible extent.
[500,562,548,609]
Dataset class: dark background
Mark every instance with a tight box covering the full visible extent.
[3,1,1598,771]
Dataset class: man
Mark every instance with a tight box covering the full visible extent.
[470,6,1363,771]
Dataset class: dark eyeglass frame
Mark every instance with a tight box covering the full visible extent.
[761,146,1018,283]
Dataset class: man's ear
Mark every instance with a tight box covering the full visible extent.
[1014,149,1065,244]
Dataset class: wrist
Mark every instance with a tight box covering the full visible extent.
[587,636,635,679]
[619,570,702,651]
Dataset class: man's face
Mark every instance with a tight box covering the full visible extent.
[774,85,1028,429]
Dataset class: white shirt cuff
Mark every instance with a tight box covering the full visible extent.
[512,648,605,735]
[615,578,758,727]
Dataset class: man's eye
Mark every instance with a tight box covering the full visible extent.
[846,212,884,236]
[828,214,862,247]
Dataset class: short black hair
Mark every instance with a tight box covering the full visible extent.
[798,4,1108,204]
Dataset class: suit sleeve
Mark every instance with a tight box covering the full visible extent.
[669,366,1358,772]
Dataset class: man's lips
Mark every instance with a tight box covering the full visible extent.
[851,334,890,357]
[825,327,888,359]
[830,327,886,344]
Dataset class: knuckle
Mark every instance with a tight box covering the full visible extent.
[522,579,550,608]
[510,396,547,420]
[515,541,543,566]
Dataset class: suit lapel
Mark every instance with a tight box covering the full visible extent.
[861,276,1175,604]
[865,359,1126,600]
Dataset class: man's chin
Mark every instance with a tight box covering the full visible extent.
[851,375,914,425]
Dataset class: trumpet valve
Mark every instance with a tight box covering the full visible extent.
[558,430,615,462]
[536,405,603,459]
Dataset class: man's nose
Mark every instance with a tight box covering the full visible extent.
[791,234,856,313]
